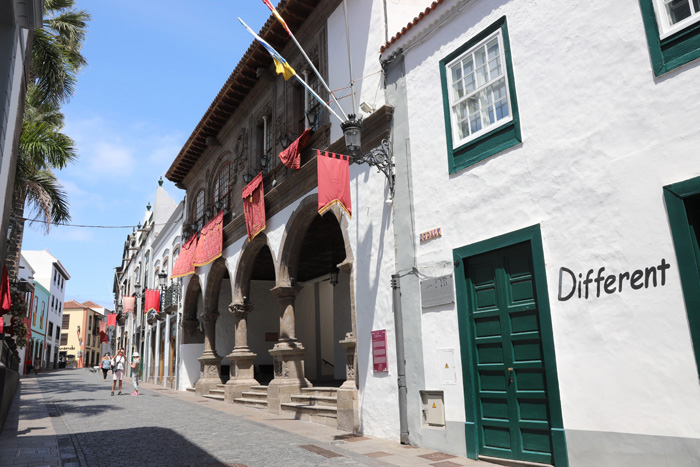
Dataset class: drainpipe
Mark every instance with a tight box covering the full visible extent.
[392,273,409,444]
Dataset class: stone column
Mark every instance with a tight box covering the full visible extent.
[163,314,171,387]
[336,260,359,432]
[267,285,310,413]
[195,310,222,395]
[224,302,258,402]
[154,320,161,384]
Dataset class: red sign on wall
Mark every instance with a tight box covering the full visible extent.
[372,329,388,372]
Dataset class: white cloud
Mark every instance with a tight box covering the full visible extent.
[89,141,135,176]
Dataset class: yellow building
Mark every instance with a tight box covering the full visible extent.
[60,300,104,368]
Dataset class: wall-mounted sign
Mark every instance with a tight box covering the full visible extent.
[419,227,442,242]
[372,330,388,372]
[421,274,454,308]
[558,258,671,301]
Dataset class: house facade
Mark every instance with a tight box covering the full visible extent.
[23,250,69,369]
[61,301,103,368]
[112,182,183,388]
[380,0,700,465]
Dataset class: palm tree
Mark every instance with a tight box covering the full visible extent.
[6,0,89,276]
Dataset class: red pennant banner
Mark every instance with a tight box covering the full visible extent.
[0,264,11,315]
[279,128,313,170]
[99,330,107,343]
[194,210,223,267]
[242,172,266,240]
[99,321,107,333]
[317,150,352,217]
[144,289,160,314]
[107,313,117,327]
[123,296,135,314]
[171,235,198,278]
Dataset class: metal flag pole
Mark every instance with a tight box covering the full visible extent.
[263,0,348,121]
[342,0,357,115]
[239,17,345,124]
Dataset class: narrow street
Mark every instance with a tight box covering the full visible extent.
[0,370,486,467]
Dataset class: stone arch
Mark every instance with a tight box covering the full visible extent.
[183,274,203,322]
[277,194,354,286]
[203,257,232,313]
[232,232,277,304]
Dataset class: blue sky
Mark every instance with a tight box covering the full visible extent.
[22,1,279,308]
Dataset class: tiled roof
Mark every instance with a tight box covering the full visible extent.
[380,0,444,53]
[82,301,101,308]
[63,300,83,309]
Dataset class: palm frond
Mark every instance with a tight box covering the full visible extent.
[23,169,71,231]
[31,28,77,105]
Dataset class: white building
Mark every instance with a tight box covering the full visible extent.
[23,250,70,369]
[380,0,700,465]
[0,0,43,269]
[113,181,183,388]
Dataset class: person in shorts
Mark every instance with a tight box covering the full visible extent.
[100,353,111,380]
[111,349,126,396]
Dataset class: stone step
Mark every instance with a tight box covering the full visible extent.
[250,385,268,391]
[209,389,225,396]
[233,397,268,408]
[216,384,226,389]
[280,403,338,427]
[185,387,196,393]
[202,393,225,401]
[301,387,338,397]
[241,391,267,401]
[290,394,337,407]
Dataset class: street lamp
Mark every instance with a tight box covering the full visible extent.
[341,114,394,195]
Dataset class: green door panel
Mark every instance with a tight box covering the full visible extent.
[465,242,554,464]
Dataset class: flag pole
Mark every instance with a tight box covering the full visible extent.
[263,1,349,121]
[342,0,357,115]
[238,17,345,124]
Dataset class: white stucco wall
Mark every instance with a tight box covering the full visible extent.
[387,0,700,451]
[179,342,204,390]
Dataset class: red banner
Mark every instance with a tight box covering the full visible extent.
[317,150,352,217]
[107,313,117,327]
[278,128,312,170]
[242,172,266,240]
[99,321,106,333]
[194,210,223,267]
[144,289,160,314]
[123,296,135,314]
[99,331,107,343]
[171,235,198,278]
[0,264,11,316]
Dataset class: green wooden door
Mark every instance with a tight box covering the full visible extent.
[465,242,553,464]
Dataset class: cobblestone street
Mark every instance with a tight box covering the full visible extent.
[0,370,488,467]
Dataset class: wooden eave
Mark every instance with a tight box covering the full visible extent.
[165,0,321,185]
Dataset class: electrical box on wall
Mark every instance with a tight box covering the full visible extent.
[420,391,445,428]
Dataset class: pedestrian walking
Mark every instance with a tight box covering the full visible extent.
[130,352,140,396]
[25,358,33,376]
[100,353,111,380]
[111,349,126,396]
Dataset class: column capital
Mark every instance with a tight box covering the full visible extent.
[228,302,254,316]
[337,259,353,274]
[182,320,198,337]
[200,311,219,324]
[270,284,302,300]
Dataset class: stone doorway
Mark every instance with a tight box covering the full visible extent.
[180,275,205,391]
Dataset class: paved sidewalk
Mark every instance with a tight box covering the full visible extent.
[0,370,495,467]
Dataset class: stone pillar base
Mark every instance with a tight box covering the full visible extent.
[195,355,222,395]
[267,343,310,413]
[337,387,359,432]
[224,349,258,402]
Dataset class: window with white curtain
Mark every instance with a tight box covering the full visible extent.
[447,30,512,147]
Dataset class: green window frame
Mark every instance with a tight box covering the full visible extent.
[639,0,700,76]
[663,176,700,375]
[440,16,521,174]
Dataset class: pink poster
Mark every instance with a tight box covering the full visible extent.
[372,329,388,372]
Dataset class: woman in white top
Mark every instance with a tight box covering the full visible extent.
[111,348,126,396]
